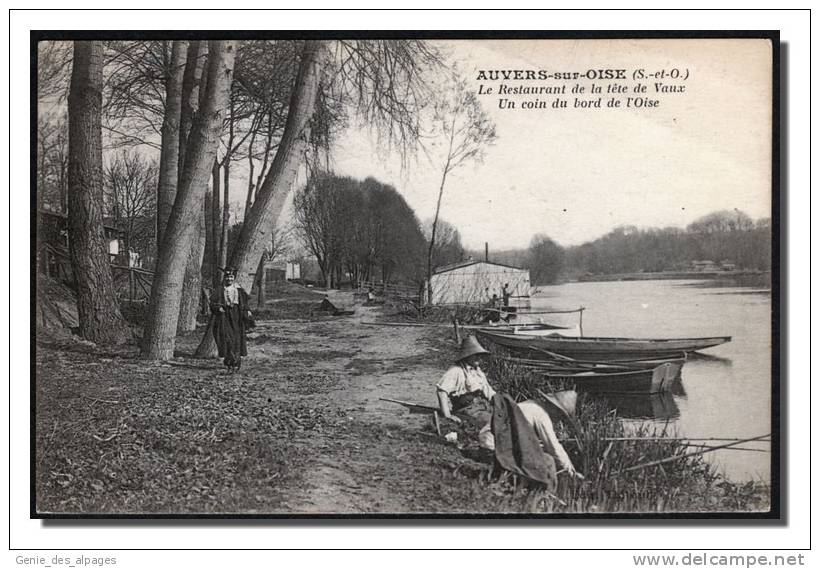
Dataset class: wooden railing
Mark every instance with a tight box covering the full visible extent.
[40,243,155,303]
[110,264,154,302]
[356,280,420,300]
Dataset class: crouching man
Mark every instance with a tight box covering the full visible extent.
[436,335,580,479]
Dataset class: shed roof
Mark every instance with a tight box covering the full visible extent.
[433,259,527,275]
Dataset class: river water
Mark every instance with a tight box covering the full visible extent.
[523,279,772,482]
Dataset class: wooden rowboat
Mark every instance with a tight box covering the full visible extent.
[477,329,730,360]
[505,354,686,374]
[539,361,682,394]
[477,323,568,335]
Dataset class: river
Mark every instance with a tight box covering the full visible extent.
[524,279,773,482]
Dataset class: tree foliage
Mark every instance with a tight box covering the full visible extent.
[527,234,565,285]
[553,210,772,279]
[294,173,426,288]
[424,218,465,269]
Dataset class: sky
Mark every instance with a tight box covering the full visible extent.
[327,39,773,251]
[40,38,774,253]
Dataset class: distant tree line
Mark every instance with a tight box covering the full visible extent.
[474,209,771,286]
[562,210,771,279]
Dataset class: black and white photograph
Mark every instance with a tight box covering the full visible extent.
[32,31,777,518]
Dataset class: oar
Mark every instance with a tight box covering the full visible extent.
[615,433,771,474]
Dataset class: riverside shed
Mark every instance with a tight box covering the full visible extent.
[425,260,531,305]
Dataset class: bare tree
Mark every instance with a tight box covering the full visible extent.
[293,172,348,288]
[103,150,158,260]
[225,41,327,289]
[155,41,188,249]
[141,41,237,360]
[103,40,170,149]
[38,40,73,102]
[425,83,496,304]
[67,41,128,344]
[228,39,440,290]
[37,112,69,212]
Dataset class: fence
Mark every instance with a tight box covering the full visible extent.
[40,243,154,303]
[111,264,154,302]
[356,280,420,300]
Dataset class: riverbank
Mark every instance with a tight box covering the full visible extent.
[570,270,771,286]
[34,292,770,514]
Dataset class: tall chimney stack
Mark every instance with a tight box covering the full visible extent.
[485,242,489,262]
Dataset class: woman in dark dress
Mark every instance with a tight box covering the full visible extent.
[211,268,252,372]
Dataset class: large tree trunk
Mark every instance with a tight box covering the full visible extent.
[227,41,326,290]
[177,41,204,170]
[67,41,128,344]
[141,41,236,361]
[203,188,214,286]
[194,161,222,359]
[155,41,187,251]
[177,41,207,333]
[177,205,206,332]
[210,159,221,288]
[219,153,231,270]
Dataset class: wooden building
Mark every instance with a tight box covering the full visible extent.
[425,259,531,305]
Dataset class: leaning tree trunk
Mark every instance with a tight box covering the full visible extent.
[226,41,326,291]
[155,40,188,251]
[141,41,236,361]
[67,41,128,344]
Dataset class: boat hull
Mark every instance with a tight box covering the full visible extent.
[477,330,730,360]
[541,362,682,394]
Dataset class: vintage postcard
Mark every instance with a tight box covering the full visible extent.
[33,32,777,518]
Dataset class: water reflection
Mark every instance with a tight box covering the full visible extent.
[669,376,687,398]
[687,352,733,366]
[587,391,680,421]
[530,279,771,481]
[675,274,771,290]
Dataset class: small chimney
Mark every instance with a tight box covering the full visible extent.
[485,242,489,262]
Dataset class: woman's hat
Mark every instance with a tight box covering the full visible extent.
[221,266,238,277]
[456,335,489,362]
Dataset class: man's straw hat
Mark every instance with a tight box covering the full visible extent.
[456,335,490,362]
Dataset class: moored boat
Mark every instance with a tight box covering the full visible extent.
[476,322,568,335]
[477,329,730,360]
[539,361,681,394]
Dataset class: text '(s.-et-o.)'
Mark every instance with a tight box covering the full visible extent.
[475,68,691,111]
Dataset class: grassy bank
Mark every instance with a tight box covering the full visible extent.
[34,296,769,515]
[471,355,771,512]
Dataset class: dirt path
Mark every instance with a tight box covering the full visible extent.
[239,294,454,513]
[35,292,477,515]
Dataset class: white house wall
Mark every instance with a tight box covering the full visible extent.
[429,263,530,304]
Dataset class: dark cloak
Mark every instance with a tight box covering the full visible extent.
[211,285,250,361]
[491,393,557,490]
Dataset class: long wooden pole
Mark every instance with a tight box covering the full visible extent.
[559,436,771,443]
[616,434,771,474]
